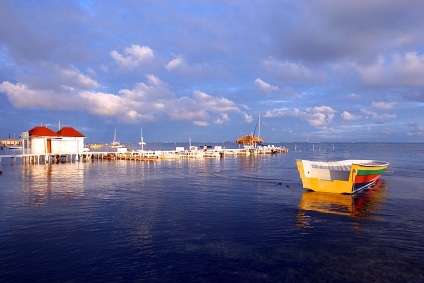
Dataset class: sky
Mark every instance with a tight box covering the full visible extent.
[1,0,424,143]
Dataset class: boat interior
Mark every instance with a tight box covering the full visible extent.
[300,160,383,181]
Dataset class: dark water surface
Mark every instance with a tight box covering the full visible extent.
[1,142,424,282]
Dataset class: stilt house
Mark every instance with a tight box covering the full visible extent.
[28,126,86,155]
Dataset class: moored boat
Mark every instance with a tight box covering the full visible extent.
[6,146,22,150]
[296,159,389,194]
[111,129,122,148]
[138,126,146,151]
[88,144,103,149]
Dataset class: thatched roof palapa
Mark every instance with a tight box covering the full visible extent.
[235,134,264,145]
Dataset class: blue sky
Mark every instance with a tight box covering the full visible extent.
[1,0,424,143]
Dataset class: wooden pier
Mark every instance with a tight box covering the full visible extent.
[0,145,288,175]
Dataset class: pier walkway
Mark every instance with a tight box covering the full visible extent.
[0,145,288,174]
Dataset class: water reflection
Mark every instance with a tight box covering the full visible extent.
[297,179,389,226]
[20,163,86,205]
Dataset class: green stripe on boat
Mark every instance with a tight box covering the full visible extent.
[357,168,386,175]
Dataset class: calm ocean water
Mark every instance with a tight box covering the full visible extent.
[1,142,423,282]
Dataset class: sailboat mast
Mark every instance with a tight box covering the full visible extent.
[258,115,261,140]
[139,126,146,149]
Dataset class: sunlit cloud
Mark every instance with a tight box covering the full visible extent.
[165,56,185,71]
[263,105,336,128]
[0,81,78,109]
[0,72,244,126]
[372,101,396,110]
[15,63,99,91]
[358,52,424,87]
[110,45,154,69]
[79,91,126,117]
[254,78,278,94]
[164,55,212,77]
[341,111,361,121]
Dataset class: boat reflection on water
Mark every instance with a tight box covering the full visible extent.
[297,179,389,227]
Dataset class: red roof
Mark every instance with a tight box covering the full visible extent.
[57,127,86,137]
[28,126,86,138]
[29,126,60,137]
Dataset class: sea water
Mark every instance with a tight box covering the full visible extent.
[0,142,423,282]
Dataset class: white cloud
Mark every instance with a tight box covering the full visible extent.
[358,52,424,87]
[0,63,100,110]
[164,55,213,77]
[79,91,125,117]
[341,111,361,121]
[14,63,99,91]
[254,78,278,94]
[243,113,253,123]
[307,106,336,114]
[110,45,154,69]
[372,101,396,110]
[0,81,92,110]
[0,81,54,109]
[92,79,241,125]
[215,113,229,125]
[192,90,240,113]
[64,66,98,88]
[264,106,336,128]
[361,108,397,123]
[118,74,174,101]
[262,58,327,82]
[263,110,285,118]
[307,112,334,127]
[0,72,244,125]
[165,56,185,71]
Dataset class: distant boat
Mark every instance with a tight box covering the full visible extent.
[88,144,103,149]
[111,129,122,147]
[1,136,21,150]
[7,146,21,150]
[296,159,389,194]
[138,127,146,150]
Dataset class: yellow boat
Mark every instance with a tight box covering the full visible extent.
[88,144,103,149]
[296,159,389,194]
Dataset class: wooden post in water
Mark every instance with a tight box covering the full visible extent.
[0,157,2,175]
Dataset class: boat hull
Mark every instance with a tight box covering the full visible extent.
[296,159,389,194]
